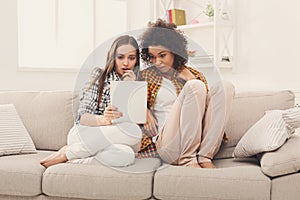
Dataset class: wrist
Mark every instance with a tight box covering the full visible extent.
[97,115,112,126]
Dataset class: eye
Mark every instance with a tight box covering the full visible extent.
[116,54,124,59]
[159,53,166,58]
[149,55,155,61]
[129,56,136,60]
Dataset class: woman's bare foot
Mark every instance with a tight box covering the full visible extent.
[40,145,68,168]
[199,162,216,168]
[187,162,202,168]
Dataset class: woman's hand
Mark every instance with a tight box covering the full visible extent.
[103,104,123,125]
[177,68,196,81]
[121,70,136,81]
[143,109,158,137]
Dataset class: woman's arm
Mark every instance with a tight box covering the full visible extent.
[79,113,110,126]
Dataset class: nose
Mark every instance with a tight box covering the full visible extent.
[154,58,162,65]
[123,58,129,66]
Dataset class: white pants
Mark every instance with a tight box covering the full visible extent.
[66,122,142,167]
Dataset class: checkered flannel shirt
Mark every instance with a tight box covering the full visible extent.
[75,67,121,123]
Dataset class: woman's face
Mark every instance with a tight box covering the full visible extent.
[148,45,174,73]
[115,44,137,77]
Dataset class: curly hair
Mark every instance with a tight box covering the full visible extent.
[139,18,188,71]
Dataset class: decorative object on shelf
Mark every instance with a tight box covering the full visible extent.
[168,9,186,26]
[153,0,236,69]
[204,2,214,19]
[187,50,196,57]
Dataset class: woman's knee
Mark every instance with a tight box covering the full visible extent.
[210,80,235,97]
[116,122,142,145]
[96,144,135,167]
[184,79,207,95]
[67,125,81,145]
[222,80,235,97]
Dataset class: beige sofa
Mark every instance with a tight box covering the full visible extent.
[0,90,299,200]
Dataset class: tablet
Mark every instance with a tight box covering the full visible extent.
[110,81,147,124]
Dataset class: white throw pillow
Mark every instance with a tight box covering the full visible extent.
[233,110,293,158]
[282,107,300,133]
[0,104,37,156]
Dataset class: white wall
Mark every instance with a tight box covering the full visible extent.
[0,0,153,91]
[221,0,300,94]
[0,0,77,91]
[0,0,299,95]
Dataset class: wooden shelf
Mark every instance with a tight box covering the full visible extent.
[177,22,213,30]
[154,0,235,70]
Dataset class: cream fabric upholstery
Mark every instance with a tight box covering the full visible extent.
[42,158,161,200]
[233,110,292,158]
[260,135,300,177]
[0,90,298,200]
[154,158,271,200]
[0,91,78,150]
[283,107,300,132]
[0,151,50,196]
[272,173,300,200]
[215,90,295,159]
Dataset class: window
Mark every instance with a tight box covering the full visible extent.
[18,0,127,71]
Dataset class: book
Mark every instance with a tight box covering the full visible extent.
[110,81,147,124]
[168,9,173,23]
[168,9,186,26]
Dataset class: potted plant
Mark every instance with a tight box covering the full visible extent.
[204,2,214,20]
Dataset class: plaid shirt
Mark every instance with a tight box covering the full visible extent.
[137,65,208,158]
[76,67,121,123]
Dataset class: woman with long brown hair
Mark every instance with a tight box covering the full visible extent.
[40,35,142,168]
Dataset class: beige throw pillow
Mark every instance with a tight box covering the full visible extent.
[0,104,37,156]
[283,107,300,133]
[260,135,300,177]
[233,110,293,158]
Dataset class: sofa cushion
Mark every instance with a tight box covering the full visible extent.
[233,110,292,158]
[0,104,37,156]
[42,158,161,200]
[153,158,271,200]
[260,134,300,177]
[0,151,50,196]
[0,91,78,150]
[271,172,300,200]
[215,90,295,159]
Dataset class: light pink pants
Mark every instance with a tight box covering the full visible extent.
[155,80,235,166]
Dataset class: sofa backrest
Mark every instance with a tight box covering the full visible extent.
[215,90,295,159]
[0,90,295,153]
[0,91,79,150]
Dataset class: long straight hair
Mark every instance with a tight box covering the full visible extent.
[90,35,140,105]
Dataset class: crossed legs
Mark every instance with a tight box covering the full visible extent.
[40,123,142,168]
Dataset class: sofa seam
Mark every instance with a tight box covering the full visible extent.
[43,172,153,179]
[156,174,269,182]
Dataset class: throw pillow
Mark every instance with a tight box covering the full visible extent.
[282,107,300,133]
[0,104,37,156]
[233,110,293,158]
[260,135,300,177]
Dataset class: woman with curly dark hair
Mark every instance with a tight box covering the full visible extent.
[137,19,235,168]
